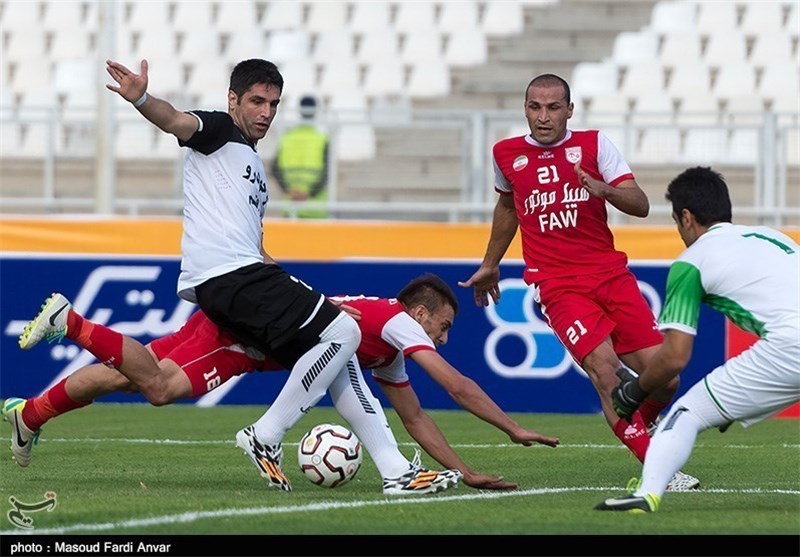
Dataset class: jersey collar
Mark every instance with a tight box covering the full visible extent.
[524,129,573,148]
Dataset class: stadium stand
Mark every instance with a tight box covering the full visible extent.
[0,0,797,224]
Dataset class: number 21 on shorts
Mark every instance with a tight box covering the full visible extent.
[566,319,588,345]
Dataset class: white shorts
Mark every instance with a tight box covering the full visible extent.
[672,337,800,429]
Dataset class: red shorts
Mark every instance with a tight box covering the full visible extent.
[532,268,663,364]
[150,311,282,397]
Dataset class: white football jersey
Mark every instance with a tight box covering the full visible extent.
[659,223,800,344]
[175,111,269,302]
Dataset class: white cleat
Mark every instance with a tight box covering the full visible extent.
[382,450,462,495]
[2,398,40,467]
[19,293,71,350]
[666,470,701,491]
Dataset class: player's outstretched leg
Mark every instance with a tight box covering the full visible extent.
[382,449,463,495]
[18,293,71,349]
[2,398,40,467]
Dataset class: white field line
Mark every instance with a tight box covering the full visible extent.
[35,438,800,450]
[3,485,799,536]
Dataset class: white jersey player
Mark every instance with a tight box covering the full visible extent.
[596,166,800,513]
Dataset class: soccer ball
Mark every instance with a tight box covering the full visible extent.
[297,423,362,488]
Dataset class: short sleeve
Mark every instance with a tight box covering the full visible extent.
[658,260,704,335]
[178,111,236,155]
[596,131,634,186]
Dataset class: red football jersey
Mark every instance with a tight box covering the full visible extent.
[329,296,436,386]
[492,129,635,284]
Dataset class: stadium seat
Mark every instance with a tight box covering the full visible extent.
[42,1,93,33]
[329,91,369,122]
[5,29,48,63]
[438,1,480,34]
[444,29,488,67]
[318,58,362,96]
[395,2,437,33]
[786,4,799,37]
[0,122,23,157]
[759,63,800,106]
[659,32,703,68]
[141,59,186,99]
[357,31,400,64]
[312,31,355,64]
[676,94,722,125]
[407,60,450,99]
[224,33,269,66]
[621,63,667,96]
[125,0,171,33]
[215,0,261,33]
[727,128,759,165]
[570,61,619,106]
[740,1,785,36]
[262,1,304,31]
[611,31,660,66]
[723,94,768,125]
[171,0,214,33]
[274,60,317,98]
[681,129,730,163]
[48,31,93,61]
[306,1,348,33]
[749,33,795,67]
[401,32,444,65]
[134,30,180,61]
[695,1,738,36]
[481,0,524,36]
[649,1,697,34]
[179,31,224,65]
[350,1,391,34]
[116,123,160,159]
[10,61,52,96]
[265,30,311,65]
[667,62,711,98]
[362,60,406,98]
[632,128,682,164]
[335,124,376,161]
[704,32,748,69]
[631,93,676,125]
[713,63,757,99]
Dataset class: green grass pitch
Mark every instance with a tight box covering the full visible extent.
[1,403,798,537]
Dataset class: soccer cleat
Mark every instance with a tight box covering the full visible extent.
[382,449,463,495]
[666,470,700,491]
[19,293,71,350]
[2,398,40,468]
[235,425,292,492]
[594,493,661,513]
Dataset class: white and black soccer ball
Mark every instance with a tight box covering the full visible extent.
[297,423,362,488]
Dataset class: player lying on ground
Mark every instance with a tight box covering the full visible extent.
[6,274,558,493]
[595,166,800,513]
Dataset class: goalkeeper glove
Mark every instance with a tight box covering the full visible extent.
[612,369,648,421]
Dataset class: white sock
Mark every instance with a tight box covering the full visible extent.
[253,314,360,445]
[330,356,410,479]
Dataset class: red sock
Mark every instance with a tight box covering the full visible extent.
[67,310,124,368]
[639,398,669,427]
[612,411,651,463]
[22,378,91,431]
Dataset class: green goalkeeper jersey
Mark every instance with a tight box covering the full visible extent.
[659,223,799,343]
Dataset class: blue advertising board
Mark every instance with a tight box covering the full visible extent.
[0,255,724,413]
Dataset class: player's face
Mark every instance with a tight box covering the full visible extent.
[417,304,455,347]
[672,209,698,247]
[228,83,281,144]
[525,84,573,145]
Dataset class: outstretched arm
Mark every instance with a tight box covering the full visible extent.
[458,193,518,306]
[106,59,199,142]
[379,381,517,490]
[411,350,559,447]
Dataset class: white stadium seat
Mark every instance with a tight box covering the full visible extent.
[749,33,796,67]
[312,31,355,64]
[224,33,269,66]
[740,1,785,35]
[362,60,406,98]
[621,63,667,96]
[659,32,703,68]
[438,1,480,33]
[215,0,261,34]
[350,1,391,33]
[401,32,443,65]
[571,61,619,101]
[357,31,400,64]
[482,0,524,36]
[262,1,304,31]
[171,0,214,33]
[407,60,450,98]
[649,1,697,34]
[444,29,487,67]
[394,2,437,33]
[125,0,171,33]
[713,63,757,99]
[695,1,738,36]
[611,31,660,66]
[306,1,348,33]
[632,128,682,164]
[318,58,362,97]
[681,129,730,163]
[704,32,748,68]
[265,30,311,65]
[335,124,376,161]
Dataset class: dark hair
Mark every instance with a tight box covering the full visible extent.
[665,166,732,226]
[526,73,571,104]
[229,59,284,99]
[397,273,459,316]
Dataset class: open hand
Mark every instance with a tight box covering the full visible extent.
[457,266,501,307]
[106,59,148,103]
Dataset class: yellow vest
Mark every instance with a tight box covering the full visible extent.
[275,125,329,218]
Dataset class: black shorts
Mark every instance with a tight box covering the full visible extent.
[195,263,342,368]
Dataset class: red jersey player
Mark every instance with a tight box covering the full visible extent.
[7,275,558,492]
[459,74,699,491]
